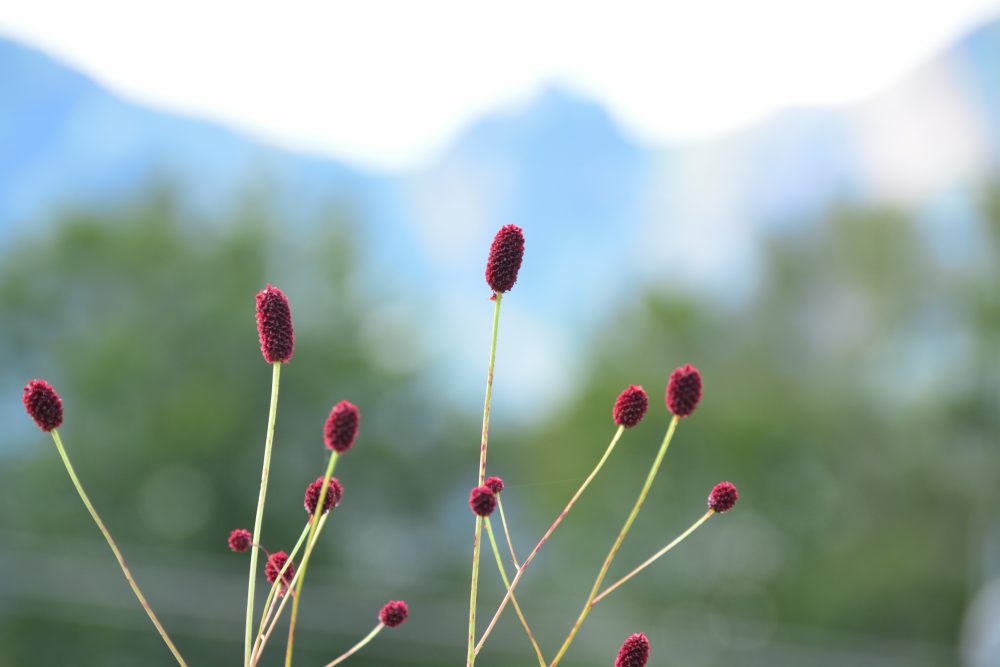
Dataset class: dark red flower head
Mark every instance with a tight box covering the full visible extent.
[324,401,360,453]
[708,481,739,513]
[256,284,294,364]
[23,380,63,432]
[615,633,650,667]
[485,224,525,294]
[379,600,409,628]
[666,364,702,418]
[265,551,295,594]
[469,485,497,517]
[228,528,252,553]
[484,476,504,495]
[305,477,343,515]
[613,385,649,428]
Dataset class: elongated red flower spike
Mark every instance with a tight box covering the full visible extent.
[666,364,702,418]
[708,481,739,513]
[485,224,525,294]
[613,385,649,428]
[484,476,504,495]
[379,600,409,628]
[469,485,497,517]
[228,528,252,553]
[255,284,294,364]
[615,633,650,667]
[305,477,343,515]
[23,380,63,432]
[265,551,295,594]
[324,400,360,453]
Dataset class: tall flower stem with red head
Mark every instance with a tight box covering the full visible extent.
[467,290,503,667]
[245,283,294,666]
[468,224,525,666]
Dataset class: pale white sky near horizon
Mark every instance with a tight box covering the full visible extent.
[2,0,1000,169]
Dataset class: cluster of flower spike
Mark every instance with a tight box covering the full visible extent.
[21,284,409,667]
[22,220,740,667]
[227,285,409,666]
[466,225,740,667]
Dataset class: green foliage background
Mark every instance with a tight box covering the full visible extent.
[1,187,998,666]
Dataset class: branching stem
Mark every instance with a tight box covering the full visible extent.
[549,416,679,667]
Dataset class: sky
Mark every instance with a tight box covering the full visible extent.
[2,0,1000,169]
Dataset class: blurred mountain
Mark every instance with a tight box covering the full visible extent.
[2,18,1000,260]
[1,17,999,412]
[0,38,377,230]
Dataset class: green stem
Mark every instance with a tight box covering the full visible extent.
[251,552,309,667]
[250,513,330,667]
[475,425,625,655]
[50,430,188,667]
[468,292,502,667]
[321,623,385,667]
[284,451,340,667]
[592,509,714,606]
[496,498,520,568]
[549,416,679,667]
[485,519,546,667]
[254,520,311,646]
[245,361,282,666]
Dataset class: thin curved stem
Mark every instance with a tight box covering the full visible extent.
[245,361,282,666]
[468,292,502,667]
[322,623,385,667]
[549,416,679,667]
[485,518,546,667]
[250,513,329,666]
[254,520,311,646]
[50,430,188,667]
[284,451,340,666]
[250,591,281,663]
[475,424,625,655]
[592,509,714,605]
[496,498,520,568]
[251,563,304,667]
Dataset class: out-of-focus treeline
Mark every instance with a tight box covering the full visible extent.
[1,185,998,667]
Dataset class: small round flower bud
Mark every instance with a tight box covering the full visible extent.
[613,385,648,428]
[708,482,739,513]
[666,364,702,418]
[305,477,343,515]
[485,224,525,293]
[484,476,504,495]
[23,380,63,432]
[265,551,295,594]
[469,485,497,517]
[324,401,360,453]
[256,284,294,364]
[379,600,409,628]
[615,633,650,667]
[228,528,252,553]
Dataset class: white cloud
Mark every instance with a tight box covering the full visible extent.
[1,0,999,168]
